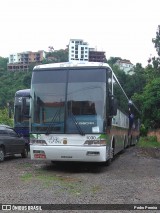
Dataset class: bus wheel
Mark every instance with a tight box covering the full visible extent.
[21,146,28,158]
[106,158,112,166]
[105,147,114,166]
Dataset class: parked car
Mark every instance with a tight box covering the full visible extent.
[0,124,28,162]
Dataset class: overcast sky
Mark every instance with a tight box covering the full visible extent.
[0,0,159,67]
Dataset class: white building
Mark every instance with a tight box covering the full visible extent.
[68,39,89,62]
[116,59,134,75]
[9,53,19,63]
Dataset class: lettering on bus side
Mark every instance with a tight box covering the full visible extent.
[47,136,61,144]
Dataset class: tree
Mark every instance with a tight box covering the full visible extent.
[0,57,8,71]
[45,49,68,63]
[132,25,160,130]
[107,57,121,67]
[148,25,160,76]
[152,25,160,57]
[0,108,13,126]
[126,63,146,98]
[140,78,160,129]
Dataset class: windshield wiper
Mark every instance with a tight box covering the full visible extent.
[69,111,84,136]
[45,108,61,135]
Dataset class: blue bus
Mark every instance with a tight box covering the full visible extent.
[14,89,30,150]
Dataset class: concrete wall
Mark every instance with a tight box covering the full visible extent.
[148,129,160,142]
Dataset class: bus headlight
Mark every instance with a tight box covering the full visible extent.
[84,139,106,146]
[30,139,47,145]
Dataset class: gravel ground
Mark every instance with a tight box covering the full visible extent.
[0,146,160,213]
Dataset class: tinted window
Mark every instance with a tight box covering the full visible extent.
[7,129,18,137]
[0,130,8,135]
[68,68,106,82]
[32,70,67,83]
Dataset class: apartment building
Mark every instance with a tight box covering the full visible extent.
[68,39,106,63]
[68,39,89,62]
[8,50,45,71]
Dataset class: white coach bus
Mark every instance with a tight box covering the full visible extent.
[28,62,140,164]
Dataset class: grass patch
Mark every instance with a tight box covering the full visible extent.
[22,162,32,168]
[137,136,160,148]
[91,185,101,193]
[20,170,82,194]
[21,173,33,181]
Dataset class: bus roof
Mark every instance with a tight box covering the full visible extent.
[15,89,30,97]
[33,61,112,70]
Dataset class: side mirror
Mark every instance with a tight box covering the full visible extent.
[109,95,117,116]
[21,97,27,115]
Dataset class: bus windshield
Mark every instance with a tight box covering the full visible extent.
[31,68,106,134]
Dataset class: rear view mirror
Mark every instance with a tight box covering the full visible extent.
[109,95,117,116]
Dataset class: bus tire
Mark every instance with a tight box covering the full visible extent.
[106,158,112,166]
[21,146,28,158]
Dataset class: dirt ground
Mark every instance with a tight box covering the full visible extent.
[0,146,160,212]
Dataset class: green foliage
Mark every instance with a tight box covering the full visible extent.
[147,25,160,77]
[0,108,13,126]
[108,60,146,100]
[132,25,160,131]
[133,78,160,129]
[107,57,121,67]
[45,49,68,63]
[0,57,8,71]
[152,25,160,57]
[140,124,148,136]
[0,70,32,108]
[137,136,160,148]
